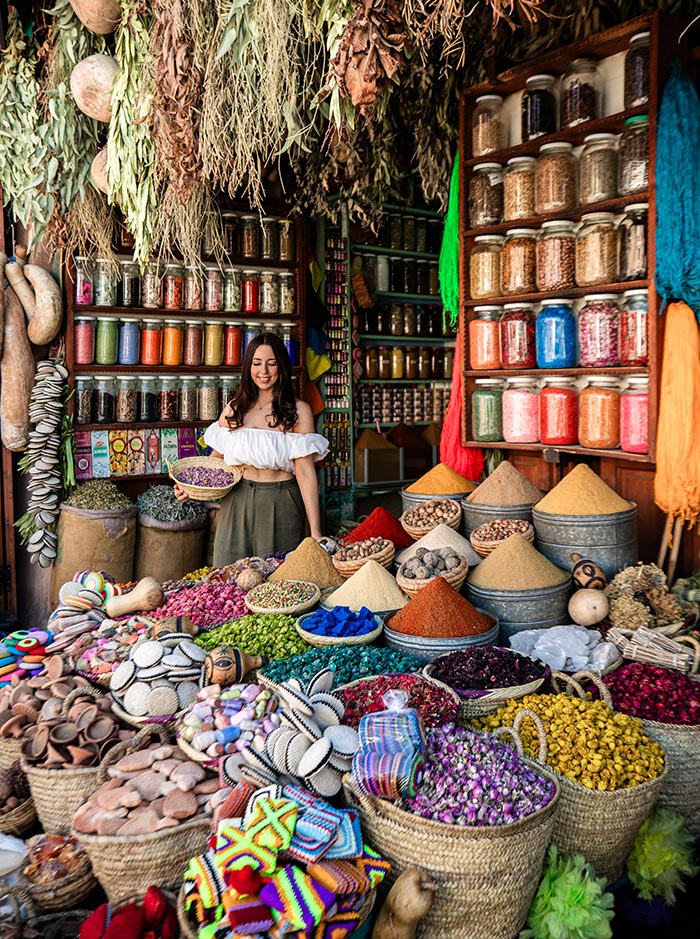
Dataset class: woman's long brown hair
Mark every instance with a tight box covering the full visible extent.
[225,332,298,431]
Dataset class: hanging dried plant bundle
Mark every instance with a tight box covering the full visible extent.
[65,184,117,267]
[154,183,225,274]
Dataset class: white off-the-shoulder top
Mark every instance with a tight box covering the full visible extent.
[203,424,329,474]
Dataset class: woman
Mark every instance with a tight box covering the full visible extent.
[175,332,328,565]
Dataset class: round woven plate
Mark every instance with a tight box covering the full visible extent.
[400,498,462,541]
[167,457,243,501]
[245,580,321,615]
[111,698,179,728]
[295,611,384,648]
[396,556,468,599]
[470,521,535,558]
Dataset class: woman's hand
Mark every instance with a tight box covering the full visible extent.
[173,483,190,503]
[218,403,234,427]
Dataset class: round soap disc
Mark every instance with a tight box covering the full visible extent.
[297,737,332,778]
[270,729,297,771]
[146,684,179,716]
[179,640,206,664]
[110,659,136,695]
[283,733,311,776]
[221,753,246,787]
[306,668,335,696]
[162,653,190,668]
[328,752,353,773]
[78,588,105,608]
[136,664,168,681]
[122,681,151,716]
[323,724,360,758]
[305,765,343,798]
[132,640,165,669]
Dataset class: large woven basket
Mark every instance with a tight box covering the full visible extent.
[332,539,395,578]
[0,794,37,836]
[396,556,468,599]
[167,456,243,501]
[641,716,700,836]
[335,673,461,728]
[295,611,384,648]
[27,852,97,912]
[0,882,92,932]
[470,520,535,557]
[400,498,462,541]
[0,736,22,771]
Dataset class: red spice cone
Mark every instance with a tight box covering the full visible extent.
[439,329,484,482]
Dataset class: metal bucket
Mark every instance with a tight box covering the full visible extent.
[401,489,474,515]
[532,505,638,581]
[382,614,499,663]
[465,579,571,643]
[461,499,536,537]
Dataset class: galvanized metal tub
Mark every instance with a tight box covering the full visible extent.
[401,489,475,515]
[465,578,572,643]
[460,499,536,537]
[531,505,638,581]
[382,614,499,663]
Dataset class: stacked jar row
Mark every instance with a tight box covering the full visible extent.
[470,207,647,299]
[215,214,296,261]
[471,375,649,453]
[75,374,241,426]
[472,33,649,155]
[73,318,300,367]
[360,255,440,296]
[359,304,447,337]
[359,385,451,424]
[468,291,648,370]
[374,213,442,254]
[361,345,454,380]
[74,258,296,316]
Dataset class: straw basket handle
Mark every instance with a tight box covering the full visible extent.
[492,707,548,765]
[60,683,103,717]
[342,773,384,818]
[98,723,172,782]
[675,634,700,675]
[550,669,614,709]
[0,880,39,926]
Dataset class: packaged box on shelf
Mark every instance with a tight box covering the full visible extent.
[353,428,401,483]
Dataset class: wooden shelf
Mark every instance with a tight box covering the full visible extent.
[350,244,439,261]
[358,378,449,385]
[381,203,442,219]
[76,422,210,431]
[461,440,653,463]
[74,306,300,324]
[375,291,442,304]
[358,421,437,428]
[73,365,304,375]
[463,280,648,308]
[360,334,456,346]
[465,366,649,377]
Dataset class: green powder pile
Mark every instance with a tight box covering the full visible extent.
[468,534,569,590]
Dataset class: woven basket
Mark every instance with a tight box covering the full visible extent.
[470,521,535,557]
[167,456,243,501]
[27,852,97,912]
[332,540,395,578]
[336,673,461,727]
[295,612,384,648]
[400,499,462,541]
[111,697,179,729]
[640,717,700,836]
[0,882,92,933]
[0,795,37,836]
[0,736,23,771]
[395,556,468,599]
[342,728,560,939]
[245,580,321,615]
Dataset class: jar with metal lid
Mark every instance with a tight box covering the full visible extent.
[500,303,536,369]
[75,376,93,424]
[259,271,279,314]
[74,316,96,365]
[204,320,224,367]
[389,257,404,293]
[535,142,577,214]
[389,304,404,337]
[427,219,442,254]
[469,306,502,370]
[377,346,392,380]
[278,219,295,261]
[415,261,429,296]
[579,133,618,205]
[224,321,243,366]
[444,346,454,375]
[137,376,158,423]
[240,215,259,259]
[503,377,539,443]
[521,74,556,141]
[117,317,140,366]
[158,375,178,422]
[561,58,600,127]
[430,348,445,379]
[403,259,417,294]
[74,256,93,306]
[242,270,259,313]
[162,320,184,366]
[220,376,238,414]
[501,228,537,295]
[391,346,405,379]
[163,264,184,310]
[402,215,416,252]
[536,299,577,369]
[415,218,427,253]
[282,325,298,364]
[578,294,620,367]
[403,305,416,336]
[141,319,162,366]
[376,256,390,292]
[223,268,241,312]
[95,316,118,364]
[472,94,506,157]
[183,320,203,366]
[260,217,278,260]
[184,268,203,310]
[179,376,198,423]
[278,273,295,316]
[579,376,620,449]
[93,375,115,424]
[620,376,649,453]
[472,379,503,442]
[198,376,219,422]
[116,376,137,423]
[94,258,117,307]
[536,220,576,291]
[428,261,439,296]
[404,348,418,379]
[503,157,536,221]
[417,347,431,379]
[468,162,503,228]
[619,203,648,281]
[222,212,239,257]
[120,261,139,307]
[415,306,430,336]
[142,262,162,309]
[575,213,618,286]
[539,377,578,445]
[361,307,377,334]
[625,31,650,110]
[204,267,223,311]
[469,235,503,300]
[619,289,648,367]
[243,323,259,355]
[364,346,379,379]
[619,116,649,195]
[389,214,402,250]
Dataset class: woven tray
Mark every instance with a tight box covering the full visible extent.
[332,540,395,578]
[396,556,468,599]
[245,580,321,615]
[167,456,242,501]
[295,611,384,648]
[400,499,462,541]
[0,795,37,836]
[470,521,535,557]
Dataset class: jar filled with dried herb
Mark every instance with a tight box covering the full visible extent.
[472,379,504,442]
[619,203,648,281]
[539,377,578,446]
[579,133,618,205]
[619,116,649,195]
[500,304,536,369]
[624,31,650,110]
[75,375,93,424]
[535,142,577,215]
[503,157,536,221]
[278,219,295,261]
[163,264,184,310]
[469,162,503,228]
[138,376,158,423]
[536,220,576,291]
[620,289,649,367]
[179,377,198,423]
[116,375,137,423]
[472,94,506,157]
[575,213,618,287]
[578,294,620,367]
[158,376,178,422]
[240,215,259,259]
[470,235,503,300]
[501,228,537,296]
[142,262,162,309]
[521,74,557,141]
[561,58,600,128]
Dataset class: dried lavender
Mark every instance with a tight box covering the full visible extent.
[137,484,207,522]
[65,479,133,510]
[177,466,235,487]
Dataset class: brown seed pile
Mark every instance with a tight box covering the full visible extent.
[467,461,543,506]
[334,538,392,561]
[535,464,632,516]
[403,499,460,528]
[468,534,569,590]
[471,518,531,542]
[268,537,344,588]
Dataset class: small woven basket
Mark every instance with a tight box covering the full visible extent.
[0,736,22,771]
[167,456,242,501]
[245,580,321,615]
[332,540,395,578]
[400,498,462,541]
[0,881,92,931]
[335,673,461,727]
[0,794,37,836]
[295,612,384,648]
[396,556,468,599]
[27,852,97,912]
[470,521,535,557]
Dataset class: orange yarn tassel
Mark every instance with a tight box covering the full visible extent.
[439,329,484,482]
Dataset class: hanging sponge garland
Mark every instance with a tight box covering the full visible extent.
[625,807,699,904]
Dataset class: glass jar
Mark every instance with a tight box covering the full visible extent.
[620,289,648,367]
[183,320,203,367]
[503,377,540,443]
[403,305,417,336]
[402,215,416,252]
[391,346,405,379]
[222,213,240,256]
[74,256,93,306]
[184,268,203,310]
[428,261,439,296]
[116,376,137,423]
[536,220,576,291]
[242,270,259,313]
[282,326,299,365]
[469,235,503,300]
[142,262,162,309]
[278,219,295,261]
[472,379,503,442]
[536,299,577,368]
[163,264,183,310]
[405,348,418,379]
[117,317,140,366]
[204,320,224,367]
[620,376,649,453]
[429,307,444,337]
[137,377,158,423]
[468,162,503,228]
[625,31,650,110]
[539,377,579,445]
[259,271,279,314]
[278,273,295,316]
[501,228,537,296]
[521,74,557,141]
[94,258,117,307]
[619,116,649,195]
[575,212,618,286]
[469,305,502,370]
[417,347,431,379]
[223,268,241,312]
[579,133,618,206]
[415,218,427,253]
[561,57,600,128]
[444,346,454,375]
[260,217,278,260]
[204,268,223,312]
[95,316,118,365]
[74,316,96,365]
[535,142,577,215]
[415,261,429,296]
[500,303,536,369]
[141,319,162,366]
[162,320,184,367]
[75,376,93,424]
[472,94,506,157]
[403,259,417,294]
[118,261,138,307]
[389,257,404,293]
[93,375,115,424]
[240,215,259,259]
[579,376,620,449]
[503,157,536,221]
[389,304,404,337]
[243,323,259,355]
[619,203,648,281]
[430,348,445,380]
[220,376,238,414]
[179,377,198,423]
[198,376,219,422]
[376,256,390,292]
[415,306,431,336]
[389,214,402,250]
[578,294,620,367]
[377,346,392,380]
[158,376,178,422]
[364,346,379,380]
[224,321,243,366]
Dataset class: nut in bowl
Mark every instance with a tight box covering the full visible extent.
[400,498,462,540]
[167,457,242,501]
[331,537,395,578]
[470,518,535,557]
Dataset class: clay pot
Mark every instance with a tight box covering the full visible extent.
[26,725,49,760]
[84,716,115,744]
[570,553,607,590]
[50,722,80,745]
[45,742,69,766]
[68,744,99,766]
[1,715,26,739]
[40,697,63,721]
[71,702,99,728]
[12,702,39,722]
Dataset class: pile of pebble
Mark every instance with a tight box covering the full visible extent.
[259,644,423,688]
[177,684,281,762]
[0,629,55,687]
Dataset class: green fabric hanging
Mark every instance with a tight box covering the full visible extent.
[439,152,460,328]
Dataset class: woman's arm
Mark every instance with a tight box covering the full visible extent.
[293,401,323,539]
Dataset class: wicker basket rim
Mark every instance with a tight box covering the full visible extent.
[396,555,467,582]
[400,503,462,528]
[20,757,103,778]
[245,580,321,615]
[470,521,534,544]
[336,672,462,711]
[556,758,670,797]
[71,814,211,846]
[333,540,395,563]
[166,457,243,499]
[641,716,700,731]
[295,614,384,647]
[423,649,549,699]
[0,796,36,828]
[111,700,179,727]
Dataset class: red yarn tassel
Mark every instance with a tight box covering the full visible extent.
[439,329,484,482]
